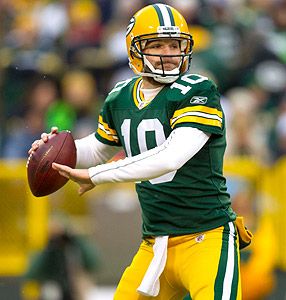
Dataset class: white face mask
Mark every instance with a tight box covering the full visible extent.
[141,55,183,84]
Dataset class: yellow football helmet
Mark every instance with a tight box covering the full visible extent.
[126,3,194,84]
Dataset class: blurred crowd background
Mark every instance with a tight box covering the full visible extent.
[0,0,285,162]
[0,0,286,299]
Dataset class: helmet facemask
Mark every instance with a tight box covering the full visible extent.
[130,33,193,84]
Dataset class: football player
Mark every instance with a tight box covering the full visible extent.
[30,3,251,299]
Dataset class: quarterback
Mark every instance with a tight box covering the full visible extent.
[30,3,252,300]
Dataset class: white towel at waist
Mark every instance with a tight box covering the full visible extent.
[137,235,169,297]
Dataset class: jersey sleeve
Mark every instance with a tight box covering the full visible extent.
[95,101,122,147]
[170,79,224,136]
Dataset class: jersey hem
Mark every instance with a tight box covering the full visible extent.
[141,217,236,238]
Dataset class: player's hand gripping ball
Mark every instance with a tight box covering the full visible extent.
[27,131,77,197]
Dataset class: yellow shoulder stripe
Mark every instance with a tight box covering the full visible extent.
[97,115,119,143]
[97,128,117,142]
[170,105,223,129]
[171,116,222,129]
[172,105,223,119]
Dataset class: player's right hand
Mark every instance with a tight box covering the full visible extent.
[52,162,95,196]
[28,126,59,155]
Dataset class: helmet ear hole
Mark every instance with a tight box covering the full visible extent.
[131,46,142,59]
[130,50,135,59]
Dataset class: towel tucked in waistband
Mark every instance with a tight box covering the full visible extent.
[137,235,169,297]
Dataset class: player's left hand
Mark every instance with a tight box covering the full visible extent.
[52,163,95,195]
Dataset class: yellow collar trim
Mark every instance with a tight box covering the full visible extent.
[133,78,154,110]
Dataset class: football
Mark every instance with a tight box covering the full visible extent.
[27,131,77,197]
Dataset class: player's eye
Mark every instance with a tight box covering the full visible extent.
[170,42,180,49]
[147,43,161,49]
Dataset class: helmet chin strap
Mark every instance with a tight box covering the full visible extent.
[154,73,179,84]
[143,56,180,84]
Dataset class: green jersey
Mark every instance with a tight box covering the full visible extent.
[95,73,236,236]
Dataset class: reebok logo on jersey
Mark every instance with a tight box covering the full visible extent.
[190,96,208,104]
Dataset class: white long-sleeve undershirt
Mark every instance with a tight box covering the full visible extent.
[75,134,120,168]
[88,127,210,185]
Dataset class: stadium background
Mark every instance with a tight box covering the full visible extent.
[0,0,286,299]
